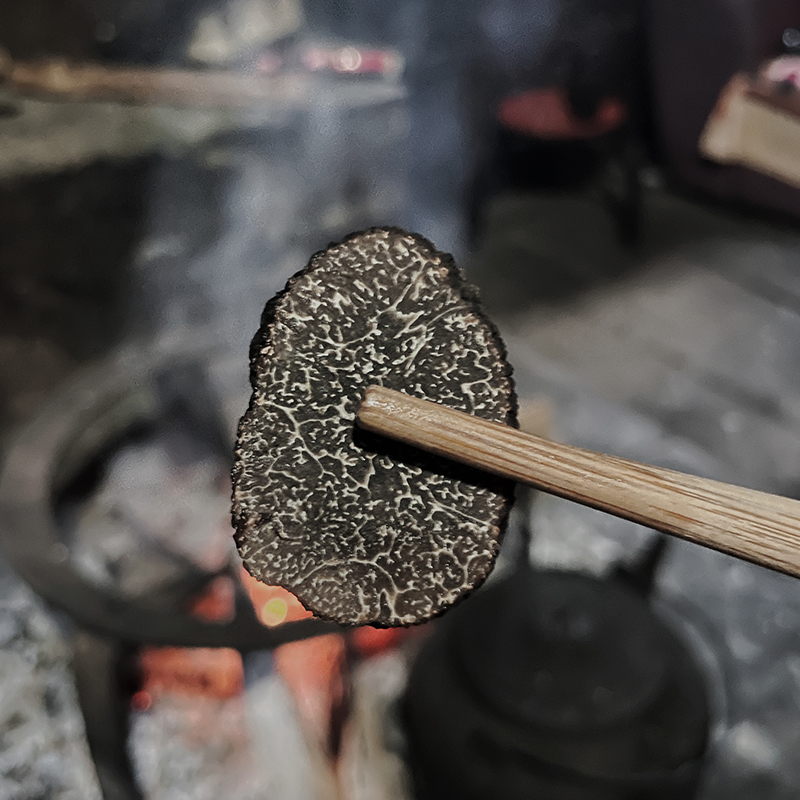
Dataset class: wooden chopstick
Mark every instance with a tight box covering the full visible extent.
[357,385,800,579]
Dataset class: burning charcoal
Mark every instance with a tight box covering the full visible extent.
[233,228,517,627]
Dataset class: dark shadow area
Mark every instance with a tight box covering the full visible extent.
[0,158,153,431]
[0,0,100,61]
[0,158,151,358]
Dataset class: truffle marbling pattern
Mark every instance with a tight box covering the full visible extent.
[233,228,516,626]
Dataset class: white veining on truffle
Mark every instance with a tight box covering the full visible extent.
[232,228,515,626]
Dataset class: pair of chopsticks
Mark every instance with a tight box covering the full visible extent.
[357,386,800,579]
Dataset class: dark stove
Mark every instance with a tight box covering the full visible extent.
[404,558,710,800]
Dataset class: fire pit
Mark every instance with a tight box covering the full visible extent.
[0,342,336,800]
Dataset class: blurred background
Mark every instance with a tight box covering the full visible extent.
[2,1,800,799]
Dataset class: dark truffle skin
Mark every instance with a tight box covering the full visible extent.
[232,228,517,626]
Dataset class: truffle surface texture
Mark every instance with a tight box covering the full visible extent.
[232,228,516,626]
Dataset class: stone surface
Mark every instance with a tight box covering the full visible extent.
[0,565,102,800]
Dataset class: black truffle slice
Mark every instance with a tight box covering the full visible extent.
[232,228,517,626]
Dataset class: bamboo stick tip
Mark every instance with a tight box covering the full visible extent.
[356,384,391,430]
[358,383,394,410]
